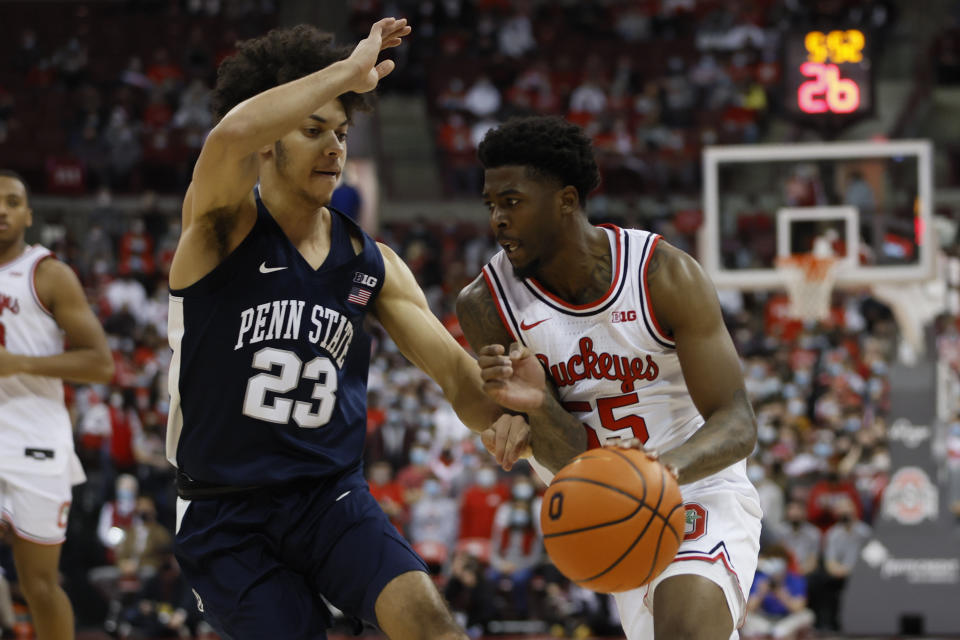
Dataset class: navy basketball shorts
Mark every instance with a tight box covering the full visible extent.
[173,468,427,639]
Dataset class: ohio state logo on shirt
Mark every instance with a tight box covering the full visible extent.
[536,336,659,392]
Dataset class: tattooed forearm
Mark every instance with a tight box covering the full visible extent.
[659,389,757,485]
[527,391,588,473]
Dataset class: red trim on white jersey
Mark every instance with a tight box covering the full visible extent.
[481,269,519,342]
[672,548,744,606]
[641,235,674,347]
[527,224,624,312]
[29,252,55,319]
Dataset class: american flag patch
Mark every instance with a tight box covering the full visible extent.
[347,286,372,306]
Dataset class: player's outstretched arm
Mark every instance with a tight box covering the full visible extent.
[647,242,757,485]
[171,18,411,287]
[372,244,502,432]
[187,17,410,224]
[0,259,113,383]
[457,276,587,473]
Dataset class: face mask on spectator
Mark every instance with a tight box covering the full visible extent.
[844,417,861,432]
[813,442,833,458]
[512,482,534,500]
[409,448,428,465]
[794,369,811,386]
[747,465,765,484]
[477,469,497,488]
[758,557,787,579]
[422,479,441,497]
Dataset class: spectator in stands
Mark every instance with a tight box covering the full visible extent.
[458,464,509,541]
[367,460,408,533]
[498,8,535,58]
[806,461,863,532]
[748,461,784,543]
[120,552,198,639]
[816,497,871,631]
[408,475,460,551]
[463,75,501,119]
[444,547,496,636]
[742,544,815,640]
[775,500,822,578]
[96,474,138,558]
[488,475,542,619]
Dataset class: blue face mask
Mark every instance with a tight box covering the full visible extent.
[422,480,441,497]
[813,442,833,458]
[410,448,428,465]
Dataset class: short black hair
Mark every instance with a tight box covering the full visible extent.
[477,116,600,204]
[0,170,30,201]
[211,25,373,121]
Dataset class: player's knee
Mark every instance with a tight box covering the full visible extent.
[18,570,58,604]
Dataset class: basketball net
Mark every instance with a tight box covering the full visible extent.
[774,254,839,322]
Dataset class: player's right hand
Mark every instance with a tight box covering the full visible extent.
[478,343,547,412]
[346,18,412,93]
[481,414,532,472]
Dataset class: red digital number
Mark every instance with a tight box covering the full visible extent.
[562,393,649,450]
[798,62,860,114]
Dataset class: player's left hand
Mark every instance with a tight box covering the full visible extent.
[481,413,532,471]
[608,438,680,481]
[477,342,547,412]
[0,346,22,377]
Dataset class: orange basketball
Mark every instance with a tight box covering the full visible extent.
[540,447,685,593]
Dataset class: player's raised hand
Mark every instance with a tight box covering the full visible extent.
[481,414,532,471]
[345,18,412,94]
[478,342,547,411]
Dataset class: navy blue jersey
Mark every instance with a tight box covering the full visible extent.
[166,187,384,486]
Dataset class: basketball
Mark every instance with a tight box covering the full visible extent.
[540,447,685,593]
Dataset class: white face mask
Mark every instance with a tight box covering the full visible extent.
[747,466,765,484]
[512,483,534,500]
[476,469,497,488]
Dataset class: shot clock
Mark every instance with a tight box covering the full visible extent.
[783,29,875,133]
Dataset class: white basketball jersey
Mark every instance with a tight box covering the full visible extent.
[482,225,756,501]
[0,245,77,477]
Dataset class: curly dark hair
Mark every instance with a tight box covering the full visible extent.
[477,116,600,204]
[211,25,373,121]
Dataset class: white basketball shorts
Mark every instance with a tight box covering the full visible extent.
[0,468,77,545]
[613,489,762,640]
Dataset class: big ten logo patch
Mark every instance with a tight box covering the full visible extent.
[611,310,637,324]
[353,272,379,287]
[57,502,71,529]
[683,503,707,541]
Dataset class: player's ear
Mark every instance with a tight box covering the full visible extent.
[558,185,579,215]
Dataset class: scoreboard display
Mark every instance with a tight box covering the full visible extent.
[782,29,875,129]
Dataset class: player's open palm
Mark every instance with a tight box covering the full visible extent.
[478,343,546,412]
[346,18,412,93]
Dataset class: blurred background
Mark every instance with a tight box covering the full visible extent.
[1,0,960,638]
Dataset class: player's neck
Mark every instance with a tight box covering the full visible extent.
[258,182,330,244]
[535,223,611,305]
[0,239,28,267]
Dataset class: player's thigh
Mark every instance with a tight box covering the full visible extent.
[654,573,733,640]
[306,487,445,630]
[175,497,330,639]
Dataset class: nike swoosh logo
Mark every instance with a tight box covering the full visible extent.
[259,262,287,274]
[520,318,550,330]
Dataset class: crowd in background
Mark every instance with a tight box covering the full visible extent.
[1,0,959,638]
[0,204,909,638]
